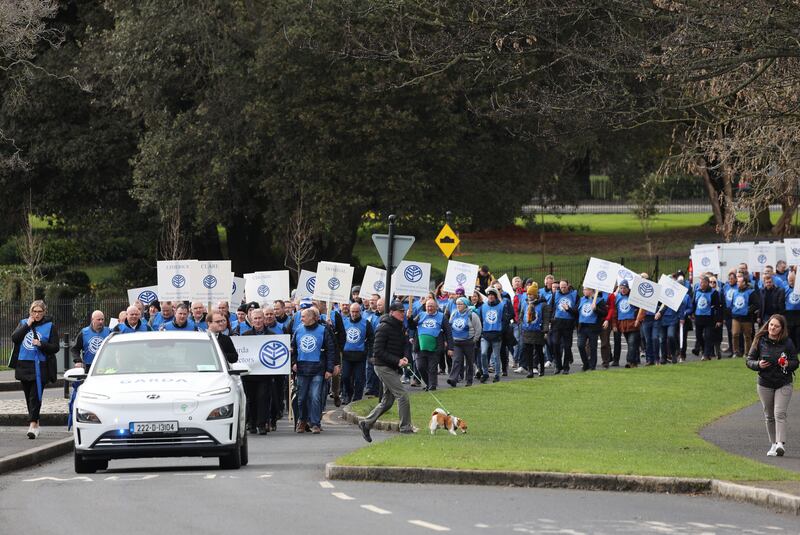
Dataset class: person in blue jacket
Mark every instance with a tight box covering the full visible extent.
[551,279,578,375]
[655,290,690,364]
[478,288,512,383]
[576,287,606,371]
[291,307,336,434]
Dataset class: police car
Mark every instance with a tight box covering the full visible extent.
[64,331,248,473]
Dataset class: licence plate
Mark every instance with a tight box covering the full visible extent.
[130,421,179,434]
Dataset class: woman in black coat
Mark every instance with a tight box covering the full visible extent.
[746,313,798,457]
[9,300,60,439]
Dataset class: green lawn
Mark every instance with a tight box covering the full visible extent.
[338,360,800,481]
[527,211,782,234]
[78,264,119,283]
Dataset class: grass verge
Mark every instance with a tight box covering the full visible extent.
[338,359,800,481]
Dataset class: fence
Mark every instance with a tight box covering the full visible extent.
[521,200,784,215]
[0,295,128,367]
[493,255,689,289]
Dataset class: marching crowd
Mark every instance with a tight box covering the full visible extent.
[9,261,798,455]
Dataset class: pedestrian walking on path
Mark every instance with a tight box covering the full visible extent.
[746,314,799,458]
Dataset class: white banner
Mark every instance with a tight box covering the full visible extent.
[392,260,431,297]
[616,265,636,286]
[628,275,660,313]
[748,243,776,272]
[718,242,752,272]
[691,246,721,276]
[773,242,787,264]
[128,285,159,307]
[192,260,232,303]
[295,270,317,300]
[497,274,514,296]
[231,335,291,375]
[231,276,245,306]
[244,270,290,303]
[443,260,479,293]
[157,260,198,301]
[657,274,689,312]
[582,257,620,293]
[785,239,800,267]
[360,266,387,297]
[314,262,354,303]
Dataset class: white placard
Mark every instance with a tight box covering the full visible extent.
[157,259,198,301]
[192,260,232,303]
[392,260,431,297]
[314,262,354,303]
[231,276,245,306]
[497,274,514,296]
[244,271,290,303]
[582,257,620,293]
[748,243,776,272]
[443,260,479,293]
[109,318,119,330]
[127,285,159,307]
[628,275,661,313]
[691,246,720,276]
[657,274,689,312]
[773,242,787,264]
[616,265,636,286]
[295,270,317,300]
[360,266,387,297]
[719,242,752,272]
[231,335,291,375]
[784,239,800,266]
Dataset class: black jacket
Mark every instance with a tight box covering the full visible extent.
[215,333,239,364]
[10,316,60,383]
[759,287,785,323]
[746,336,798,389]
[371,314,406,370]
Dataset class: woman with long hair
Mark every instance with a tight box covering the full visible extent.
[746,314,799,457]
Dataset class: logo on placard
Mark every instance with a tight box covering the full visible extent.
[664,288,675,298]
[346,328,361,343]
[22,331,35,351]
[421,318,438,329]
[638,282,654,299]
[88,336,104,354]
[789,292,800,305]
[137,290,157,305]
[452,318,466,331]
[171,274,186,288]
[232,281,237,293]
[306,276,316,293]
[202,275,218,289]
[697,296,708,309]
[757,254,767,264]
[299,335,317,353]
[597,270,608,282]
[734,296,745,309]
[257,285,270,298]
[373,280,385,292]
[485,310,498,323]
[701,257,711,267]
[618,269,633,281]
[456,273,467,285]
[581,303,593,316]
[328,277,341,291]
[259,341,289,369]
[404,265,423,283]
[792,247,800,257]
[619,300,631,313]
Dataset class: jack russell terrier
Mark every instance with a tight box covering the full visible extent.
[429,408,468,435]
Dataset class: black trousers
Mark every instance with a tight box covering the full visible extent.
[416,350,441,390]
[244,377,270,428]
[21,380,42,421]
[521,343,545,375]
[553,327,574,371]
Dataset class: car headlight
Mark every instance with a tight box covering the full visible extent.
[207,404,234,420]
[198,387,231,397]
[79,391,110,400]
[76,408,102,424]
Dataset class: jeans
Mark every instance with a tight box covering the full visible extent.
[341,359,366,402]
[641,318,660,364]
[513,323,522,366]
[450,340,475,385]
[658,322,678,362]
[577,325,599,370]
[363,365,412,432]
[553,327,574,371]
[416,350,441,390]
[623,330,641,364]
[480,337,502,378]
[295,374,324,427]
[365,359,381,395]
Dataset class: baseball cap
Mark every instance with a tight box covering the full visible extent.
[388,301,405,312]
[486,288,500,297]
[299,297,314,309]
[618,280,629,288]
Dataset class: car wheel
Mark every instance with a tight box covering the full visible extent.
[74,452,98,474]
[219,438,242,470]
[240,432,248,466]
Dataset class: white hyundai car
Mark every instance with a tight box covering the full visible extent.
[65,331,248,473]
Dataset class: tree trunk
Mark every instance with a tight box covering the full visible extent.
[698,159,725,230]
[226,218,276,274]
[192,223,222,260]
[772,197,798,237]
[751,205,773,235]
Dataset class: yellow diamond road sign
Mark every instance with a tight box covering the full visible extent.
[435,223,460,258]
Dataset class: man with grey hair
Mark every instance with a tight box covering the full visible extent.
[189,301,208,331]
[113,305,152,333]
[71,311,111,368]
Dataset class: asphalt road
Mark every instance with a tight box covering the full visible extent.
[1,410,798,535]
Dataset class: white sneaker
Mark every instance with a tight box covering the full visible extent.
[532,369,540,376]
[513,366,525,374]
[27,425,39,440]
[544,361,552,368]
[767,443,778,457]
[775,442,785,457]
[400,376,409,384]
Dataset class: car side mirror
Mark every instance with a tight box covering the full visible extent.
[64,367,87,382]
[228,362,249,376]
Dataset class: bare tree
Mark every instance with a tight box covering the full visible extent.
[284,194,315,281]
[158,204,189,260]
[17,192,45,300]
[629,174,662,259]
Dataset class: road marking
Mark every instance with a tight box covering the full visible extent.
[257,474,273,479]
[474,524,489,529]
[332,492,355,501]
[408,520,450,531]
[23,476,92,482]
[104,475,158,481]
[319,481,335,489]
[688,524,714,529]
[361,504,391,515]
[204,474,216,479]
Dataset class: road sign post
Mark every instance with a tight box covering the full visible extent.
[386,215,395,306]
[371,217,415,306]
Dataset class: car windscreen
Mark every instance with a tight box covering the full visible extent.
[91,339,222,375]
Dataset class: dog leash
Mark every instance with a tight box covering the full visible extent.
[403,364,451,415]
